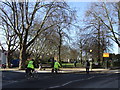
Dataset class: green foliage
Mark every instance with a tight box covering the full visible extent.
[113,60,120,67]
[62,63,74,68]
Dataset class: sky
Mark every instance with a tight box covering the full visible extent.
[1,0,120,2]
[0,1,119,54]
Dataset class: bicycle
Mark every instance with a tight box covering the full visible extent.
[52,68,61,74]
[25,69,39,80]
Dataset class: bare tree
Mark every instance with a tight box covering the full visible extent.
[0,20,19,67]
[29,29,59,61]
[85,2,120,47]
[0,1,77,69]
[77,2,118,65]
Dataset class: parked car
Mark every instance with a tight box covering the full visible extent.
[10,59,19,67]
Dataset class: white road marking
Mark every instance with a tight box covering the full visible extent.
[49,74,115,88]
[49,76,95,88]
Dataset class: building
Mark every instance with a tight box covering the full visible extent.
[0,49,7,67]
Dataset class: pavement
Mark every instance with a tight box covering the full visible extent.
[1,67,120,74]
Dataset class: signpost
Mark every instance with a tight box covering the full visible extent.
[103,53,109,69]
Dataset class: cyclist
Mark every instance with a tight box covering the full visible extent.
[26,58,35,77]
[54,60,61,73]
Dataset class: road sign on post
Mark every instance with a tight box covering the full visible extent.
[103,53,109,57]
[103,53,109,69]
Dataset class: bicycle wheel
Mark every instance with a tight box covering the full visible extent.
[25,70,33,80]
[33,71,39,79]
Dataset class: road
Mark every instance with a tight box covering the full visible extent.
[2,71,120,89]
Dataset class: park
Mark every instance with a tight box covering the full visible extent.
[0,0,120,89]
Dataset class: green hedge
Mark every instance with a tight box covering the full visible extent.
[113,61,120,67]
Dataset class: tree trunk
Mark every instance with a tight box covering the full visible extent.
[7,45,12,68]
[58,31,62,63]
[80,50,83,64]
[117,3,120,49]
[118,23,120,54]
[97,23,101,66]
[58,45,61,62]
[7,52,12,68]
[19,45,27,69]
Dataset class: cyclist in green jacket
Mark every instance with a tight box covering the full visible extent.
[54,60,61,73]
[26,59,35,76]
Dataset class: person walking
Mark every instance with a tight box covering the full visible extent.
[54,60,61,74]
[74,60,77,67]
[85,60,90,74]
[39,63,42,70]
[51,58,55,73]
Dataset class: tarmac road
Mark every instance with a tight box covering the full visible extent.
[2,70,120,90]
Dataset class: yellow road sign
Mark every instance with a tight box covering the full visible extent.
[103,53,109,57]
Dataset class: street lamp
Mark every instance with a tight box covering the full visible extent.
[90,50,92,53]
[89,49,93,71]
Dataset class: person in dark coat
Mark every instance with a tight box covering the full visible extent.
[85,60,90,74]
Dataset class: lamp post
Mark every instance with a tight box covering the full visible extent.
[90,49,93,71]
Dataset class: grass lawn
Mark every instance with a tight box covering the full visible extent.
[62,63,83,68]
